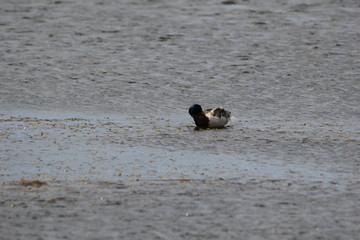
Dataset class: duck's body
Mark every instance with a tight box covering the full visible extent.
[188,104,231,128]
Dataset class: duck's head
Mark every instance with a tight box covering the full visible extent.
[188,104,203,116]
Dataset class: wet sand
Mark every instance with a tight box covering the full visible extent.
[1,0,360,239]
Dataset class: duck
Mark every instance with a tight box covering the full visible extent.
[188,104,231,128]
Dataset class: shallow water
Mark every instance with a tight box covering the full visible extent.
[1,110,358,184]
[1,0,360,239]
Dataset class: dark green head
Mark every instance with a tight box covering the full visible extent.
[188,104,203,116]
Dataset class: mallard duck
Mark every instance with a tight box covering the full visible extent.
[188,104,231,128]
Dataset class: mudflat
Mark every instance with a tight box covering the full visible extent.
[1,0,359,239]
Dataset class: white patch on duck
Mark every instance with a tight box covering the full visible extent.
[204,107,231,128]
